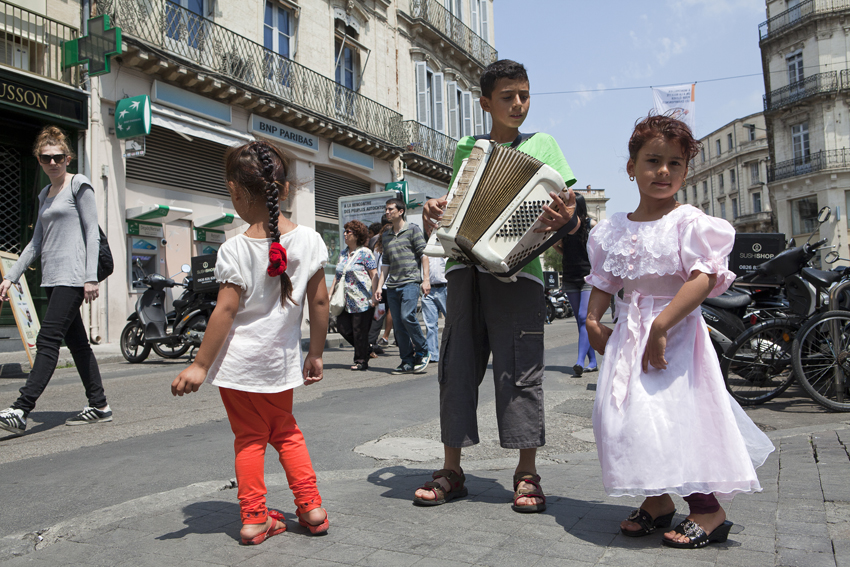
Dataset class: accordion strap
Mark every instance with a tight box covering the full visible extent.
[473,132,535,149]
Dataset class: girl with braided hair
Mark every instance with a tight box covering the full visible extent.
[172,140,330,544]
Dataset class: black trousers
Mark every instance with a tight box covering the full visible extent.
[12,286,106,415]
[337,307,375,365]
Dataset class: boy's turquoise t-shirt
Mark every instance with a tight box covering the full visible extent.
[444,133,577,284]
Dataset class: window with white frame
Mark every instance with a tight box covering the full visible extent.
[334,35,359,118]
[747,125,756,141]
[727,133,733,151]
[720,200,726,219]
[470,0,489,42]
[729,168,736,188]
[701,146,706,162]
[753,191,762,213]
[792,122,810,163]
[445,0,462,19]
[702,180,708,200]
[166,0,212,53]
[263,1,294,86]
[716,139,721,155]
[693,186,698,201]
[750,162,760,184]
[447,81,473,139]
[718,172,724,192]
[415,62,445,133]
[791,196,819,235]
[787,51,804,89]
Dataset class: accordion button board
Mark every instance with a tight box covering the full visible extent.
[424,139,569,281]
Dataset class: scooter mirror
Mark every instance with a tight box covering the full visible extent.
[825,251,840,264]
[181,264,191,274]
[818,206,831,223]
[787,238,796,248]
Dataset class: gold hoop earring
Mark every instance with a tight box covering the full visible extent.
[629,176,635,182]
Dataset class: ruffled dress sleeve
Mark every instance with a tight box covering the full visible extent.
[214,239,246,291]
[680,214,737,297]
[585,221,623,295]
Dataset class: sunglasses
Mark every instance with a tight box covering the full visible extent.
[38,154,67,164]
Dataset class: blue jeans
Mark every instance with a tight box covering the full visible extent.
[421,284,447,362]
[386,283,428,365]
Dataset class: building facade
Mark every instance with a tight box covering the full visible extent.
[683,112,773,233]
[0,0,496,344]
[759,0,850,264]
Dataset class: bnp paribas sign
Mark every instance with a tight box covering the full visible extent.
[115,95,151,139]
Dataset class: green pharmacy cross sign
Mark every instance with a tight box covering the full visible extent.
[63,15,122,76]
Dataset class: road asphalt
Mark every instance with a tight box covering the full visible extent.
[0,317,848,566]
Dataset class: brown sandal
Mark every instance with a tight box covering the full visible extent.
[413,468,468,506]
[512,472,546,513]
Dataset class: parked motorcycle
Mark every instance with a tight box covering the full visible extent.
[120,262,217,363]
[545,288,573,323]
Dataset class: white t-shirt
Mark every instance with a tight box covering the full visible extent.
[205,226,328,393]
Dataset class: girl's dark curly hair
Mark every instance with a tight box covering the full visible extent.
[344,220,369,248]
[224,140,295,305]
[628,112,701,164]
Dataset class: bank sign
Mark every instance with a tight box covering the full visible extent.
[249,114,318,152]
[0,72,87,127]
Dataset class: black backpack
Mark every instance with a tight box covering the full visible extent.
[96,226,113,282]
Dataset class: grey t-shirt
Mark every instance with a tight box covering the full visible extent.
[5,174,100,287]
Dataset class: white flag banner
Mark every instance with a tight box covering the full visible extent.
[652,84,696,133]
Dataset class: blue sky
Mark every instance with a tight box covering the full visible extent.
[493,0,768,214]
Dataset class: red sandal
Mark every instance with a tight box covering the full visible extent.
[297,509,329,535]
[512,472,546,513]
[240,510,286,545]
[413,468,468,506]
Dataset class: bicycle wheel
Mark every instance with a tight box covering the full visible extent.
[721,319,796,405]
[792,310,850,412]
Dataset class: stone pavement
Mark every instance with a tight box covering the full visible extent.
[2,424,849,566]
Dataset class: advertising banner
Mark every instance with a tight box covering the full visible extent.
[652,84,696,133]
[0,252,40,368]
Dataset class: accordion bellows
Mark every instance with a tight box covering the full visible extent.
[425,139,568,280]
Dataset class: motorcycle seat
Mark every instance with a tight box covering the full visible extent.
[702,293,751,310]
[801,267,842,289]
[173,299,189,309]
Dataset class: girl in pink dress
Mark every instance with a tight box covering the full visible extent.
[585,115,774,549]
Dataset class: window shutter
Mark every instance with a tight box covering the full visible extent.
[447,81,459,139]
[461,91,473,137]
[479,0,489,42]
[433,72,445,133]
[470,0,479,36]
[125,126,229,198]
[473,97,484,135]
[484,110,492,133]
[415,61,429,125]
[314,168,372,220]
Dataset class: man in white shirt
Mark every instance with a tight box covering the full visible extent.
[421,256,447,362]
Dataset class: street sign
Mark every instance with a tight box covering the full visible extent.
[115,95,151,139]
[63,15,123,76]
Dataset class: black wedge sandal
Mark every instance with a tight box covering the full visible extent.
[620,508,676,537]
[661,519,733,548]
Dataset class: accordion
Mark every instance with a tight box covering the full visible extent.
[424,138,574,280]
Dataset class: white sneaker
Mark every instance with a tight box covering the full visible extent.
[65,405,113,426]
[0,407,26,435]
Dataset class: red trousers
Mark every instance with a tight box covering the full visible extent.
[219,387,321,525]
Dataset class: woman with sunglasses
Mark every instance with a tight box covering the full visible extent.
[0,126,110,436]
[331,220,377,371]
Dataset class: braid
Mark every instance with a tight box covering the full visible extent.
[254,142,295,305]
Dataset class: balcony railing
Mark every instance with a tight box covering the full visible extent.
[409,0,497,67]
[0,0,79,86]
[763,70,838,113]
[759,0,850,41]
[768,148,850,182]
[95,0,403,146]
[402,120,456,166]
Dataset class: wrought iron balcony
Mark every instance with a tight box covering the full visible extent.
[408,0,497,67]
[0,0,79,86]
[759,0,850,42]
[768,148,850,182]
[95,0,403,147]
[763,71,838,113]
[401,120,456,181]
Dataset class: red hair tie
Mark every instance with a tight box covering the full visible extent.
[267,242,288,277]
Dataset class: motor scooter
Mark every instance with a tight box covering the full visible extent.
[120,261,217,363]
[545,288,572,323]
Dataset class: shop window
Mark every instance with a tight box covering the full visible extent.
[791,196,818,235]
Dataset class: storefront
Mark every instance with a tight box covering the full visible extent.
[0,68,88,335]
